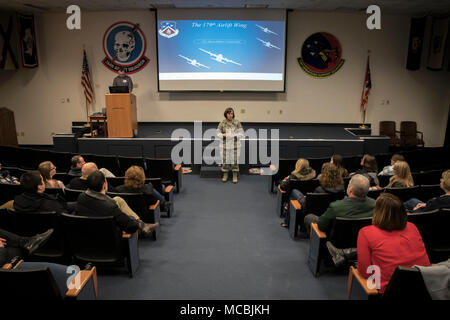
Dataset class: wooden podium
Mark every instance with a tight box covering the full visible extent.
[105,93,137,138]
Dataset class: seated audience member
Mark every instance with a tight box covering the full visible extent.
[378,154,405,176]
[13,171,73,214]
[0,162,19,184]
[68,162,98,191]
[38,161,65,189]
[281,162,343,228]
[386,161,414,188]
[68,155,85,176]
[314,163,345,194]
[76,170,158,236]
[330,154,349,178]
[351,154,380,189]
[115,166,171,212]
[357,193,430,294]
[68,155,115,178]
[0,228,53,266]
[280,158,316,193]
[303,174,374,235]
[404,169,450,212]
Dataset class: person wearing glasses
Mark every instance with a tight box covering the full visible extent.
[38,161,65,189]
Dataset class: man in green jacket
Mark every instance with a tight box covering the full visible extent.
[304,174,375,235]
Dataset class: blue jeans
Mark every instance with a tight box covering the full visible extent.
[284,189,305,225]
[153,189,165,203]
[404,198,423,212]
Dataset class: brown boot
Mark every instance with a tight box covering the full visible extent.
[232,172,238,183]
[222,172,228,182]
[139,222,159,237]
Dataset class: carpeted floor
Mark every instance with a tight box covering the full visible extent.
[97,173,348,299]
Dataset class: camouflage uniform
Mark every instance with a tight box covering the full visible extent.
[217,119,244,173]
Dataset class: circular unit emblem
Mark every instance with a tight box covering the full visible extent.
[102,21,149,74]
[297,32,345,78]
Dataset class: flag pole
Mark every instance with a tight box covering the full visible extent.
[359,50,371,129]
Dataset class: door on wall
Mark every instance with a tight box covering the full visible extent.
[0,107,18,146]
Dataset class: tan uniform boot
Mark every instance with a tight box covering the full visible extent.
[232,172,238,183]
[222,172,228,182]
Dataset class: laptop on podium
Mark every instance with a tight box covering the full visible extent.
[109,86,129,94]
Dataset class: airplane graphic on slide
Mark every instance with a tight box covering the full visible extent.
[198,48,242,66]
[256,24,278,35]
[178,54,210,68]
[256,38,281,50]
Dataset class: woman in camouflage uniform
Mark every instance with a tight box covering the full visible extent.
[217,107,244,183]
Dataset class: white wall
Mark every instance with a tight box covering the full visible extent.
[0,10,449,146]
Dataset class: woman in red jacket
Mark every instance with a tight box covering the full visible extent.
[357,193,430,294]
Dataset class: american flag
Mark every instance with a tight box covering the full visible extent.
[360,56,371,112]
[81,50,94,103]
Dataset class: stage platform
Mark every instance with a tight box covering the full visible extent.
[53,122,389,172]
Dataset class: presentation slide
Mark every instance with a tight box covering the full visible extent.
[156,9,287,92]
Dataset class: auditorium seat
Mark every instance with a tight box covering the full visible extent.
[0,183,23,204]
[63,188,84,202]
[367,188,384,200]
[400,121,424,147]
[106,176,125,187]
[374,153,393,170]
[275,179,320,217]
[379,121,401,147]
[60,213,140,277]
[412,169,444,186]
[268,158,297,193]
[0,261,98,300]
[106,177,174,217]
[416,184,444,203]
[117,156,146,176]
[84,154,120,176]
[8,209,69,263]
[342,155,363,173]
[347,265,431,300]
[48,151,73,173]
[384,186,420,202]
[52,172,72,185]
[308,217,372,277]
[44,187,66,201]
[107,192,161,240]
[288,191,345,239]
[0,145,21,167]
[0,208,13,231]
[145,158,182,193]
[378,175,391,188]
